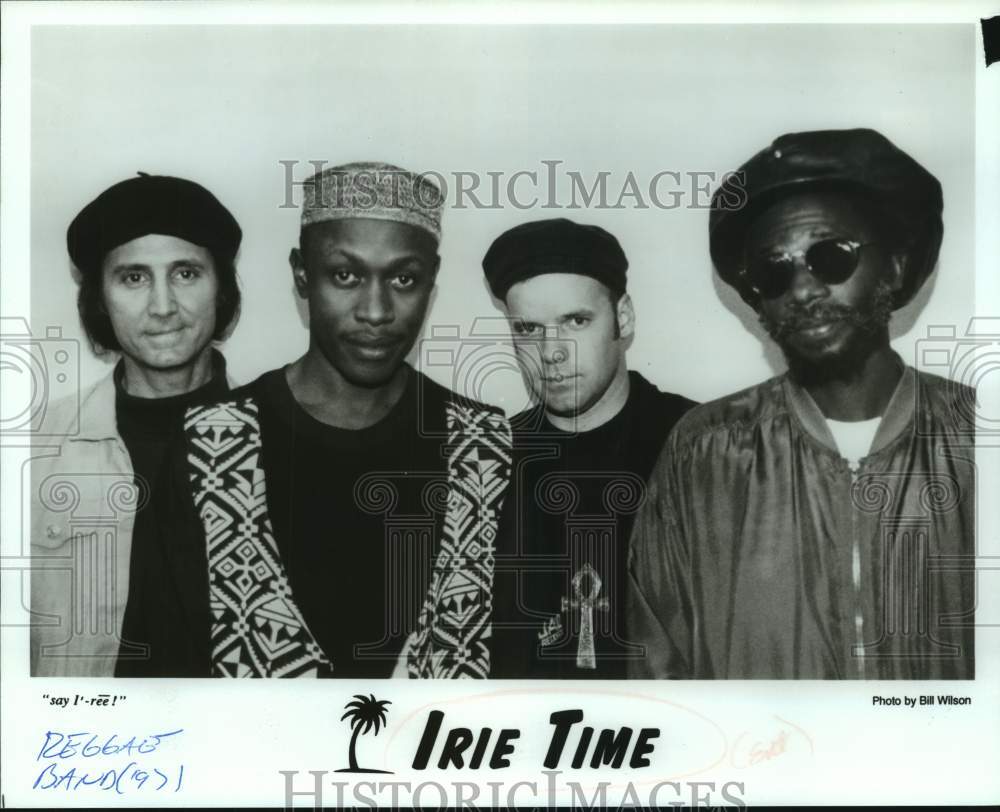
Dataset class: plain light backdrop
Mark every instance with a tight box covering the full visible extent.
[6,13,997,809]
[31,24,974,413]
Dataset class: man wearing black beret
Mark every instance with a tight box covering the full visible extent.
[31,173,242,676]
[628,129,975,679]
[484,218,696,678]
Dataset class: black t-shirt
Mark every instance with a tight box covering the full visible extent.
[118,364,455,677]
[114,353,230,668]
[490,371,696,679]
[115,351,230,500]
[251,366,451,677]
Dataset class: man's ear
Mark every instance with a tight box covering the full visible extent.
[616,292,635,340]
[95,262,110,314]
[886,251,908,294]
[289,247,309,298]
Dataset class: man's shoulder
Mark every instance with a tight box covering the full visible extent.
[180,377,271,430]
[414,369,507,422]
[34,370,116,439]
[41,384,100,432]
[913,366,975,406]
[508,403,545,436]
[912,367,977,433]
[405,370,511,452]
[631,370,698,417]
[667,375,787,452]
[225,366,284,399]
[30,375,118,489]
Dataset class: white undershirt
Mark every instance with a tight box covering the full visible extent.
[826,416,882,471]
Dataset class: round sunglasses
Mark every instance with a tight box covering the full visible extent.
[741,238,877,300]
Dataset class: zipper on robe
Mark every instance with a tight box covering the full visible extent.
[850,464,865,680]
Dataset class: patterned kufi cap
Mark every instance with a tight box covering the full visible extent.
[301,162,444,243]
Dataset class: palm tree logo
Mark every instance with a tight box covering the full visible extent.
[335,694,393,774]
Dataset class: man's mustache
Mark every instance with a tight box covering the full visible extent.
[764,304,863,340]
[762,293,895,342]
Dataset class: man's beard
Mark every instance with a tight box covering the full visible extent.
[758,282,896,386]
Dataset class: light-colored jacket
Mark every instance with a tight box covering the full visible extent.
[30,361,236,676]
[30,370,139,676]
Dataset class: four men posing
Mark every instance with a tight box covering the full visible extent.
[31,130,975,680]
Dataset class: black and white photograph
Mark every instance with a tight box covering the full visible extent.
[2,2,998,808]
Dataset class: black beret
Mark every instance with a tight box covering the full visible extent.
[482,218,628,300]
[709,128,943,310]
[67,173,242,274]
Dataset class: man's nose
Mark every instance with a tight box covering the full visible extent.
[541,328,568,365]
[147,275,179,317]
[355,280,394,325]
[787,259,828,305]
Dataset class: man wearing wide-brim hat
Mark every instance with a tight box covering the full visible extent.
[627,128,975,679]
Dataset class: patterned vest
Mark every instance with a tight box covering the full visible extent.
[183,395,511,678]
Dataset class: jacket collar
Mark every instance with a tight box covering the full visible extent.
[73,369,120,442]
[782,356,916,456]
[72,352,232,443]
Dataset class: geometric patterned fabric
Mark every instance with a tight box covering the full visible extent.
[185,399,331,677]
[405,401,511,678]
[184,396,511,678]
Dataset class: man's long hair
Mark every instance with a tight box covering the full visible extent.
[77,252,242,354]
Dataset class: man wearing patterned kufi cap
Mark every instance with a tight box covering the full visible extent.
[119,162,512,679]
[627,129,975,680]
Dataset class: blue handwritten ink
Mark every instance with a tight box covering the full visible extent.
[33,761,186,794]
[33,730,186,795]
[37,729,183,761]
[37,732,85,760]
[113,762,137,795]
[142,729,183,753]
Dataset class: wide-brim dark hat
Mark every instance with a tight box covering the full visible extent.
[67,173,242,274]
[709,128,943,310]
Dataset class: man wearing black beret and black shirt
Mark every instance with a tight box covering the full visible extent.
[628,128,976,679]
[31,173,242,676]
[484,218,696,678]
